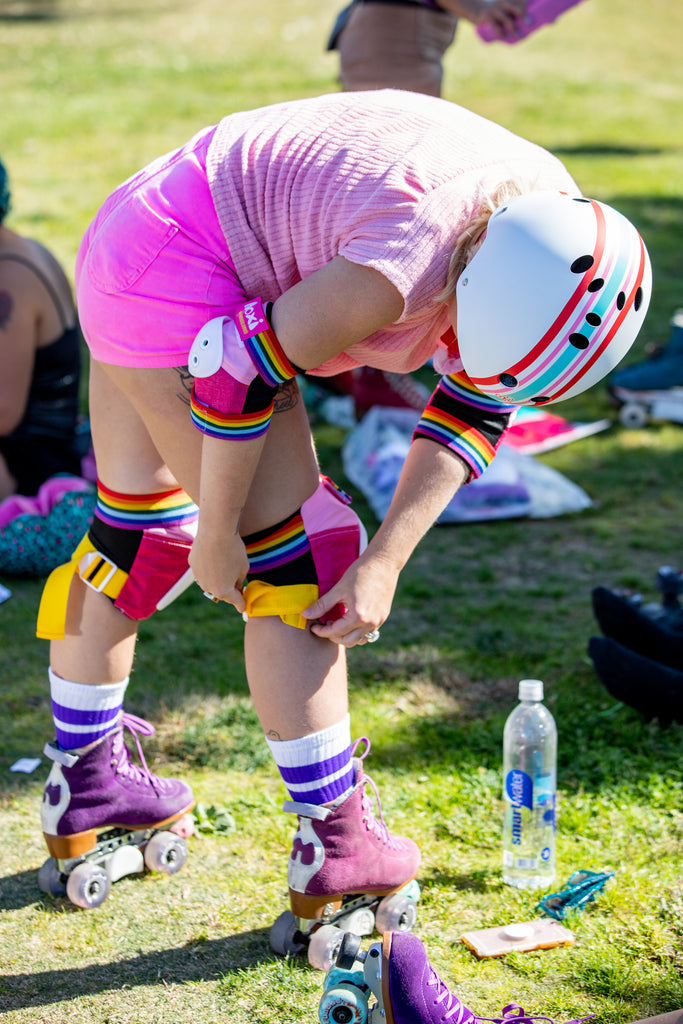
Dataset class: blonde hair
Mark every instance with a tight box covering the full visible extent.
[438,180,526,304]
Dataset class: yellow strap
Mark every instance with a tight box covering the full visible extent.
[36,560,79,640]
[36,535,129,641]
[242,580,319,630]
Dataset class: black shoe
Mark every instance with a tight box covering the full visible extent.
[588,635,683,727]
[591,587,683,670]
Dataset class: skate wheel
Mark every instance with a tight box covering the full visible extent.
[270,910,305,956]
[374,892,418,934]
[619,402,648,428]
[319,982,369,1024]
[338,906,376,937]
[308,924,345,972]
[38,857,66,898]
[144,831,188,875]
[336,931,363,971]
[66,861,111,909]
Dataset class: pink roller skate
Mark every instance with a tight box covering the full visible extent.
[319,931,595,1024]
[39,713,194,908]
[270,740,421,970]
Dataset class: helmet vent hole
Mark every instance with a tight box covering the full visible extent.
[586,312,602,326]
[571,255,594,274]
[587,278,604,292]
[573,198,591,203]
[531,396,550,404]
[616,292,626,310]
[634,287,643,311]
[499,373,518,388]
[569,333,590,349]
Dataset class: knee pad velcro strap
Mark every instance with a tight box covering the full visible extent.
[242,581,320,630]
[37,491,199,640]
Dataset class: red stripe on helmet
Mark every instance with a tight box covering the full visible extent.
[470,199,606,387]
[549,229,647,401]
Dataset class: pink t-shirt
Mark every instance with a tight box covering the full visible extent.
[207,89,578,377]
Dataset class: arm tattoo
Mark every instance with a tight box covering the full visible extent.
[176,367,298,413]
[266,729,282,741]
[273,378,300,414]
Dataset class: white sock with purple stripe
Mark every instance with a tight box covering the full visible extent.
[49,668,128,751]
[266,714,355,806]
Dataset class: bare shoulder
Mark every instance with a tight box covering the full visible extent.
[0,231,73,309]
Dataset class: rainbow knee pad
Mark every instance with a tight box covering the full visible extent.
[242,476,367,629]
[37,484,199,640]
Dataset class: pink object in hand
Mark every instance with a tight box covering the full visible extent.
[476,0,585,43]
[317,602,348,625]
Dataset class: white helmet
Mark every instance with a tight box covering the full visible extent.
[456,191,652,406]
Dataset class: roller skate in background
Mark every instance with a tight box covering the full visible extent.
[591,565,683,647]
[589,567,683,727]
[318,931,596,1024]
[270,739,421,971]
[39,713,194,909]
[608,308,683,428]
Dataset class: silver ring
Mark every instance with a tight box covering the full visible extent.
[364,630,380,643]
[203,591,220,604]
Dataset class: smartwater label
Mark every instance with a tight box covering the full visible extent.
[505,769,533,809]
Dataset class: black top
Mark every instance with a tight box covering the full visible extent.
[0,254,85,495]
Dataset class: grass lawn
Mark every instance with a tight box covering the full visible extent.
[0,0,682,1021]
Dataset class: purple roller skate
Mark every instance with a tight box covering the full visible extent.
[270,740,421,970]
[380,931,476,1024]
[318,931,595,1024]
[39,713,194,908]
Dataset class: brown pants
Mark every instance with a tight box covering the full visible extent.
[337,2,458,97]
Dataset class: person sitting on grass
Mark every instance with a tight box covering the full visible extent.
[0,155,85,502]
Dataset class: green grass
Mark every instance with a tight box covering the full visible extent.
[1,0,682,1020]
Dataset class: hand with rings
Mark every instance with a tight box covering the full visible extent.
[363,629,380,643]
[203,591,220,604]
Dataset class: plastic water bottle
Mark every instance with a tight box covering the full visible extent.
[502,679,557,890]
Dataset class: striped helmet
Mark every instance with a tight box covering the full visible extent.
[455,191,652,406]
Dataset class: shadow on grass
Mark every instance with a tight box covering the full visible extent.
[0,0,183,21]
[422,866,494,894]
[0,866,47,911]
[552,144,667,158]
[0,925,278,1013]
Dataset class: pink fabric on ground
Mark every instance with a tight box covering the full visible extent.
[0,476,92,529]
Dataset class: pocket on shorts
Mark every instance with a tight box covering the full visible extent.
[85,192,179,294]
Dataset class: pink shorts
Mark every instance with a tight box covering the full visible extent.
[75,126,247,368]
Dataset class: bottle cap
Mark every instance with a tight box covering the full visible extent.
[518,678,544,701]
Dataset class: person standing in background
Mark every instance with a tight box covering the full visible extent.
[330,0,528,97]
